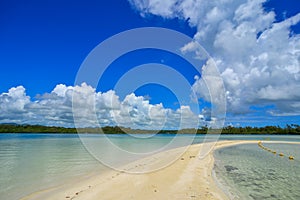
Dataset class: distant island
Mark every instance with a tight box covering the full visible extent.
[0,124,300,134]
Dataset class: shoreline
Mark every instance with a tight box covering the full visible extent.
[22,140,298,200]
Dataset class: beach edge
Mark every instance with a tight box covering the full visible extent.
[22,140,265,200]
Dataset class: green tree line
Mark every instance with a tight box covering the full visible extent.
[0,124,299,134]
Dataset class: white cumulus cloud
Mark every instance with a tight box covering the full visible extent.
[0,86,31,123]
[0,83,205,129]
[129,0,300,118]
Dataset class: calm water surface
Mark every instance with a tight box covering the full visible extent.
[0,134,300,200]
[214,143,300,199]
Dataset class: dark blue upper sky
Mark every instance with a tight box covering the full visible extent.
[0,0,299,127]
[0,0,195,97]
[1,0,299,93]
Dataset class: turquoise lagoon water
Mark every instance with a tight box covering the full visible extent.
[1,134,300,200]
[0,134,101,200]
[214,143,300,199]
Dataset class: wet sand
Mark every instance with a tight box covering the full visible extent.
[23,140,263,200]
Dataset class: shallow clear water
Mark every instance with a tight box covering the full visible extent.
[0,134,102,200]
[214,143,300,200]
[1,134,300,200]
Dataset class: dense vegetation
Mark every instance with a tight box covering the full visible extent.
[0,124,299,134]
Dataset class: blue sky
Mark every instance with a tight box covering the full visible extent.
[0,0,192,96]
[0,0,300,128]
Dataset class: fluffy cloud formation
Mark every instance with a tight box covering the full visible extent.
[129,0,300,117]
[0,86,30,123]
[0,83,203,129]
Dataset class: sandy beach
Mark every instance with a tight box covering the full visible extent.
[23,140,262,200]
